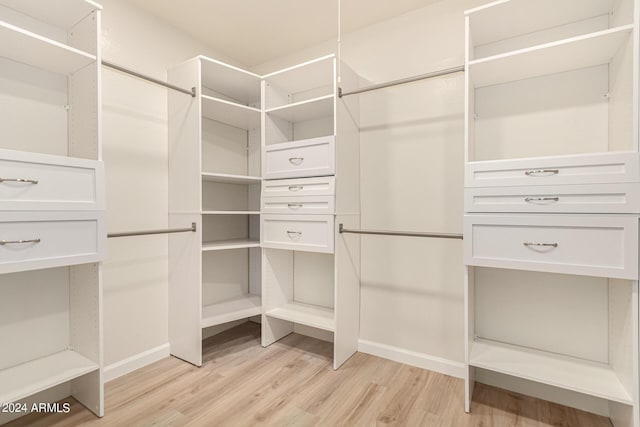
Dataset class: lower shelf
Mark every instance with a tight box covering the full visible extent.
[266,302,335,332]
[469,339,633,405]
[202,294,262,328]
[0,350,99,404]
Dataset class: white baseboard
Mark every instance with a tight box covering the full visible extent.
[104,343,170,383]
[358,339,465,379]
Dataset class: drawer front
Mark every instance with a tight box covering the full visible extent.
[264,136,335,180]
[262,214,334,253]
[464,215,638,279]
[465,184,640,214]
[0,149,104,211]
[262,196,334,215]
[0,212,105,274]
[262,176,335,198]
[466,152,640,188]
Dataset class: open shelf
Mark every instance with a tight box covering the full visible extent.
[201,294,261,328]
[0,0,101,30]
[202,210,260,215]
[469,339,633,405]
[201,172,261,184]
[466,0,614,46]
[265,95,334,123]
[263,54,334,97]
[266,302,335,332]
[470,25,633,88]
[200,56,261,105]
[0,20,96,75]
[0,350,98,404]
[202,239,260,251]
[201,95,261,130]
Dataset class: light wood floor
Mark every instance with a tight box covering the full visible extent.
[9,322,611,427]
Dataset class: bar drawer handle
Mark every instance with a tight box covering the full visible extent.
[524,169,559,176]
[524,197,560,203]
[287,231,302,239]
[0,238,41,245]
[0,178,38,184]
[523,242,558,248]
[288,185,303,191]
[287,203,303,209]
[289,157,304,165]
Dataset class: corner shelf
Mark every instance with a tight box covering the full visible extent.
[266,302,335,332]
[469,339,633,405]
[200,56,261,105]
[0,20,96,75]
[201,172,262,184]
[0,350,99,404]
[202,294,261,328]
[201,95,260,130]
[201,211,260,215]
[265,95,334,122]
[469,25,633,88]
[202,239,260,251]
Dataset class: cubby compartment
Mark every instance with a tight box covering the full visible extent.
[201,180,260,214]
[202,213,259,250]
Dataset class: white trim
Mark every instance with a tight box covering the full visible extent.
[358,339,465,379]
[103,344,170,382]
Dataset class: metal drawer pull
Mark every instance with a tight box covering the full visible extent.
[289,157,304,165]
[524,169,559,176]
[0,178,38,184]
[287,231,302,239]
[288,185,303,191]
[524,197,560,203]
[0,238,41,245]
[287,203,303,209]
[523,242,558,248]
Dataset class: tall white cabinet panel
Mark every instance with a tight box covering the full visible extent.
[464,1,640,426]
[0,0,104,422]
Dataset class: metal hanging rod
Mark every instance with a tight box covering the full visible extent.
[339,224,463,240]
[338,65,465,98]
[108,223,197,239]
[102,60,196,97]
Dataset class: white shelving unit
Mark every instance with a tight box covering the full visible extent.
[464,1,640,426]
[0,0,104,422]
[168,56,263,367]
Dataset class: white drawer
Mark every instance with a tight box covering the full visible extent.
[262,196,334,215]
[466,152,640,188]
[0,211,105,274]
[0,149,104,211]
[264,136,335,180]
[464,215,638,279]
[262,176,335,198]
[261,214,334,253]
[465,184,640,214]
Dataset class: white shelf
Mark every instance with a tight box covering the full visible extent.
[0,350,99,404]
[201,95,261,130]
[266,302,335,332]
[200,56,261,105]
[201,172,261,184]
[470,25,633,88]
[202,294,261,328]
[201,210,260,215]
[266,95,334,123]
[0,20,96,75]
[202,239,260,251]
[1,0,101,30]
[469,339,633,405]
[263,54,334,96]
[466,0,614,46]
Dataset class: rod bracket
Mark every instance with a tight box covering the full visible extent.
[338,87,343,98]
[339,223,344,233]
[191,87,197,97]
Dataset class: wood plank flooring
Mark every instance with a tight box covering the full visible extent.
[8,322,611,426]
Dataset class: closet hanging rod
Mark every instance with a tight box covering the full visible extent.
[108,223,197,238]
[102,60,196,97]
[338,65,465,98]
[339,224,463,240]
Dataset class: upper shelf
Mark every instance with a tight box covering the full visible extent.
[201,172,261,184]
[0,0,101,30]
[265,94,334,123]
[263,54,334,96]
[200,56,261,105]
[469,25,633,88]
[201,95,261,130]
[0,20,96,74]
[466,0,616,46]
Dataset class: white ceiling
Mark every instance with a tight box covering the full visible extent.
[126,0,441,66]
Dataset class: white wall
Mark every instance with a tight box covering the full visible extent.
[100,0,244,367]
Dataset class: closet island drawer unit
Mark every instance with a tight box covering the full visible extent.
[466,152,640,188]
[262,176,335,197]
[0,211,105,274]
[464,214,638,279]
[465,183,640,214]
[261,214,334,253]
[262,196,334,215]
[0,150,104,211]
[264,136,335,180]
